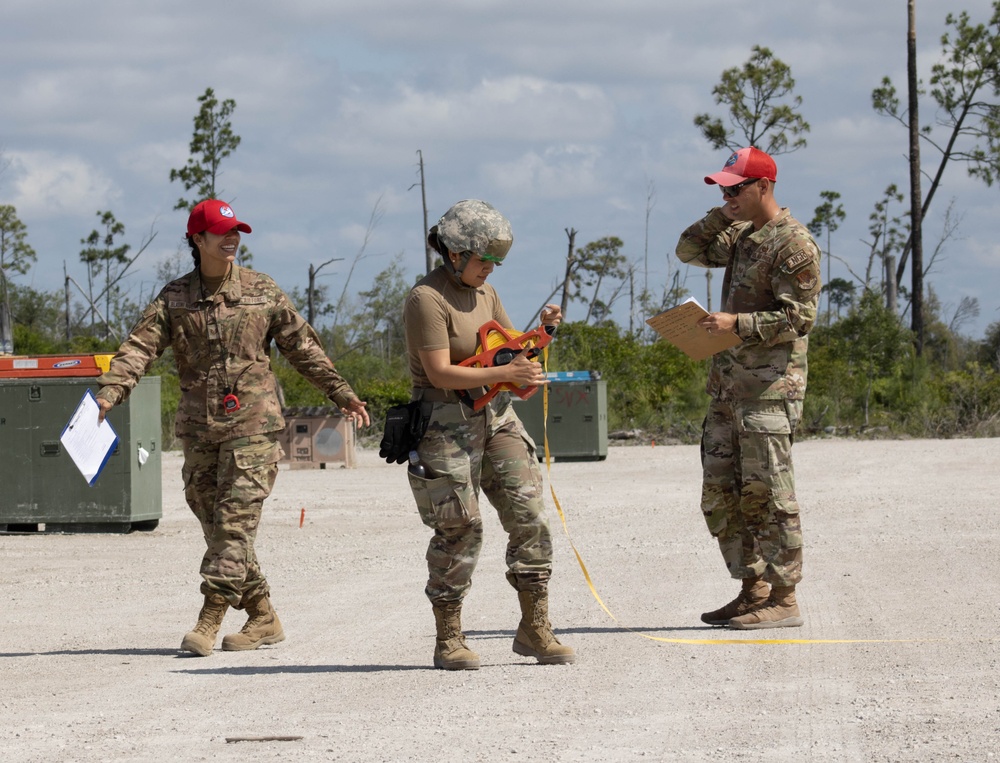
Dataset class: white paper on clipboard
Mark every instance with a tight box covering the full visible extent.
[59,388,119,486]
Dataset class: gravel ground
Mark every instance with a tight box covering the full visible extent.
[3,437,1000,762]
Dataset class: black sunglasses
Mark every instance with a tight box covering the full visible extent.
[720,178,758,197]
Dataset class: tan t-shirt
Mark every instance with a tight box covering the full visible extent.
[403,266,512,388]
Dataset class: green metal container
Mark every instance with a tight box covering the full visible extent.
[512,371,607,461]
[0,376,162,533]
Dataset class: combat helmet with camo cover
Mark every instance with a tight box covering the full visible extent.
[428,200,513,282]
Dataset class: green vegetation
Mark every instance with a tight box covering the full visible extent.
[6,3,1000,447]
[5,266,1000,449]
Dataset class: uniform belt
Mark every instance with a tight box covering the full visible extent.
[412,388,463,403]
[411,387,492,404]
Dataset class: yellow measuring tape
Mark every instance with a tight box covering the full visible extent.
[539,353,917,646]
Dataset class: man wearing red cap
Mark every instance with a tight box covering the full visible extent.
[96,198,370,655]
[675,147,821,629]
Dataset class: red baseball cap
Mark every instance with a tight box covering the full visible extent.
[186,199,252,236]
[704,147,777,186]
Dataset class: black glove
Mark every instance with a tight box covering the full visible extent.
[379,403,414,464]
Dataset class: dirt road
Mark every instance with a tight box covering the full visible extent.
[3,438,999,762]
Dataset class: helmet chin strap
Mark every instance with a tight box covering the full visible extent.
[444,251,475,289]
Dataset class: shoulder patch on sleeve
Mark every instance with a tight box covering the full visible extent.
[795,270,819,292]
[781,248,813,274]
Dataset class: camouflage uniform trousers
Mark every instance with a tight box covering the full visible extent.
[181,433,283,608]
[408,393,553,605]
[700,398,804,587]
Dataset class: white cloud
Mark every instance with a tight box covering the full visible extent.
[482,145,603,199]
[9,151,119,218]
[2,0,999,336]
[326,76,614,153]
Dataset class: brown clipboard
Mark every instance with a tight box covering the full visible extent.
[645,297,741,361]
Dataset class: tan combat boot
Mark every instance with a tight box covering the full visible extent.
[221,593,286,651]
[180,594,230,656]
[728,585,804,630]
[512,589,576,665]
[432,602,480,670]
[700,577,770,626]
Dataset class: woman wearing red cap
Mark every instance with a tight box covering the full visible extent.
[96,198,369,656]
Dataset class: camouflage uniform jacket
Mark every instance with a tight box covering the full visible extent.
[675,207,821,401]
[97,265,359,444]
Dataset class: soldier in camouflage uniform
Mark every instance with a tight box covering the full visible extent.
[96,199,369,656]
[674,148,821,630]
[403,199,575,669]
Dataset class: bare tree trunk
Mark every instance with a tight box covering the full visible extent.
[885,254,898,314]
[417,150,433,275]
[864,377,873,429]
[560,228,576,318]
[65,275,121,343]
[907,0,925,353]
[64,262,72,342]
[825,229,832,324]
[644,181,655,298]
[0,269,12,355]
[308,262,316,326]
[628,269,635,334]
[706,270,713,312]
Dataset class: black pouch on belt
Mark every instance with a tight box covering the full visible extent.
[378,401,431,464]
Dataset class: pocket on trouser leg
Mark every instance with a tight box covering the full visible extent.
[739,403,791,478]
[232,440,282,494]
[740,403,792,436]
[409,470,476,530]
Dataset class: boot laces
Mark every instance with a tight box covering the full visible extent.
[240,613,270,634]
[439,636,471,655]
[193,608,225,635]
[746,598,795,623]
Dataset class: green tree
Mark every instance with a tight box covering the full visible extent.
[857,185,909,304]
[80,210,130,336]
[821,277,855,320]
[0,205,37,277]
[352,258,409,363]
[872,2,1000,292]
[806,290,914,432]
[920,286,982,371]
[0,205,37,355]
[7,283,65,355]
[169,87,242,212]
[980,320,1000,370]
[576,236,630,324]
[932,361,1000,437]
[840,290,914,428]
[693,45,811,155]
[808,190,846,324]
[547,320,706,437]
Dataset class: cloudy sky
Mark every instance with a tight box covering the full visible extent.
[3,0,997,340]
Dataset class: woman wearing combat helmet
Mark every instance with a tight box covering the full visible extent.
[402,199,575,670]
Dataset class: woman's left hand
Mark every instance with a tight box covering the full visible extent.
[540,303,562,328]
